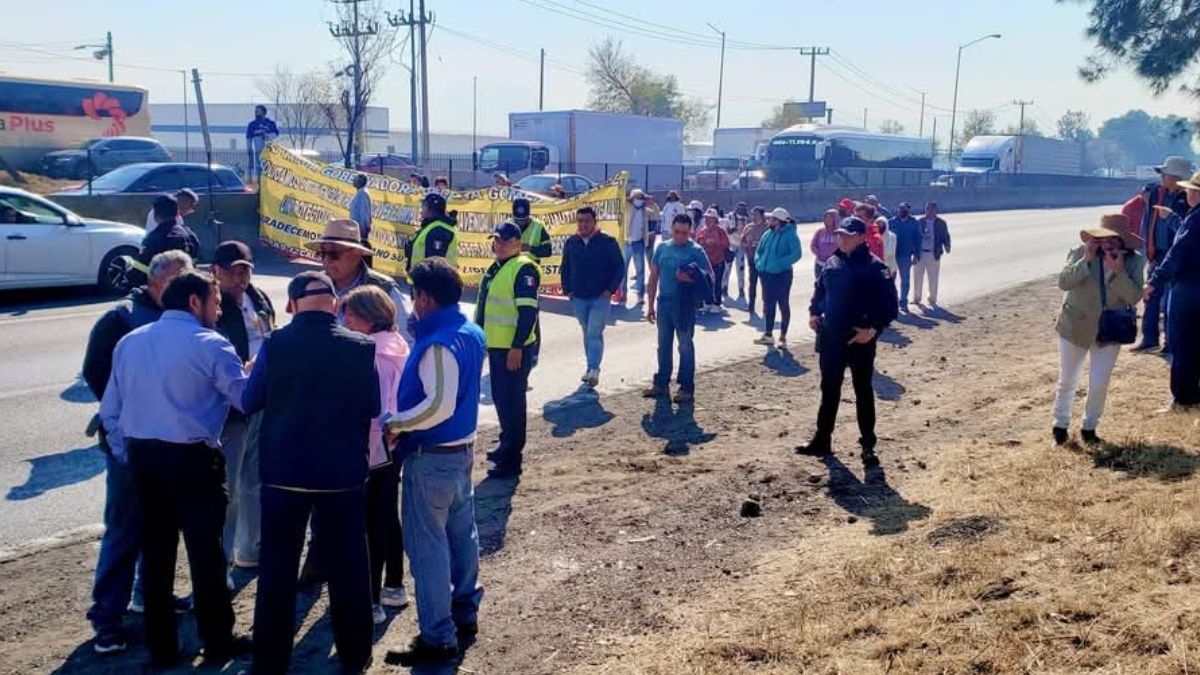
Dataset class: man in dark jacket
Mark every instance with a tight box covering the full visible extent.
[798,217,899,466]
[1127,155,1191,352]
[242,270,379,675]
[211,241,275,571]
[561,206,624,386]
[129,195,200,288]
[82,250,193,654]
[307,218,413,342]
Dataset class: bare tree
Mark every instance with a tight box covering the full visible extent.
[326,0,397,167]
[586,38,710,140]
[878,119,905,135]
[255,67,334,150]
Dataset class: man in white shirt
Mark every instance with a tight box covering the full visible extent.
[143,189,198,242]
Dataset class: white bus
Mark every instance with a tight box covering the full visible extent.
[0,73,151,170]
[764,124,932,183]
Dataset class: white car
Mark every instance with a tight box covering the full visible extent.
[0,187,145,294]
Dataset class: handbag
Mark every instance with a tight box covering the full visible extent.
[1096,259,1137,345]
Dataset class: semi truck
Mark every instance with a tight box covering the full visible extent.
[712,127,775,161]
[955,135,1083,176]
[476,110,684,186]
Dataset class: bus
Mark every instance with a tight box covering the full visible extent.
[764,124,932,183]
[0,74,151,170]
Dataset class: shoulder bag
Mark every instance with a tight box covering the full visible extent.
[1096,259,1137,345]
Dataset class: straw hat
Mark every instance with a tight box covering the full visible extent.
[1176,170,1200,192]
[1080,213,1143,250]
[304,218,373,255]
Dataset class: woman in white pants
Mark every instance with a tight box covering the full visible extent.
[1051,213,1145,446]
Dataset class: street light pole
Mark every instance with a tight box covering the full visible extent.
[948,33,1001,163]
[706,23,725,129]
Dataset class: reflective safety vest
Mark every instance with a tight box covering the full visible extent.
[481,254,539,349]
[520,217,547,259]
[410,220,459,269]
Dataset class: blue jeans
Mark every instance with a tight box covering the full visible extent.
[1141,281,1170,348]
[896,256,913,306]
[624,241,646,297]
[402,448,483,649]
[88,450,145,635]
[654,296,697,392]
[571,296,610,371]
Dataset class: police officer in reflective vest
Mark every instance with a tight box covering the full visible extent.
[475,221,540,479]
[513,196,551,260]
[407,193,459,276]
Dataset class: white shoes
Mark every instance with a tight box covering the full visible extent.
[381,586,410,608]
[754,334,775,346]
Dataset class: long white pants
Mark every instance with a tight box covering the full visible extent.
[1052,337,1121,431]
[912,252,941,304]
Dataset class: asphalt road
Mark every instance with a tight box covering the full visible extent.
[0,205,1117,549]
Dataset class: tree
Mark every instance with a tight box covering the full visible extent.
[1097,109,1194,167]
[1056,110,1095,144]
[326,0,397,167]
[955,109,996,148]
[1086,138,1130,176]
[1001,119,1043,137]
[1069,0,1200,95]
[255,67,334,150]
[762,102,809,129]
[585,38,710,139]
[878,119,905,135]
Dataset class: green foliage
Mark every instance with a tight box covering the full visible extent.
[878,119,905,135]
[585,38,710,139]
[1068,0,1200,95]
[1056,110,1095,144]
[1097,109,1194,165]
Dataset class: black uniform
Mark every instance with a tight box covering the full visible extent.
[127,222,200,287]
[807,243,898,456]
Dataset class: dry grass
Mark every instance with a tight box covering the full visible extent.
[571,362,1200,674]
[0,171,77,195]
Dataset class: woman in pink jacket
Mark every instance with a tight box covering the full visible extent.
[342,286,411,624]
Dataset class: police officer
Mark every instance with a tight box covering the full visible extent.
[407,192,459,275]
[475,222,540,479]
[513,196,551,260]
[797,217,899,467]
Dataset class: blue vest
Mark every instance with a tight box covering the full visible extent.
[396,305,485,447]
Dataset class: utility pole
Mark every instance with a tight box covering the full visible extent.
[472,76,477,158]
[182,71,189,158]
[76,32,114,83]
[539,48,545,111]
[706,23,726,129]
[388,3,421,161]
[917,91,926,136]
[1013,99,1034,134]
[191,69,219,243]
[329,0,379,168]
[863,108,868,129]
[798,47,830,103]
[826,108,833,124]
[418,0,432,163]
[932,117,939,161]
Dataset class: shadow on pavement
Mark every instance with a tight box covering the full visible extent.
[542,385,614,437]
[475,475,519,555]
[7,445,105,501]
[895,312,938,331]
[822,455,931,536]
[878,326,912,348]
[923,305,966,324]
[0,286,115,314]
[874,371,906,401]
[640,397,717,456]
[762,348,809,377]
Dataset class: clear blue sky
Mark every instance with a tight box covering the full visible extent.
[1,0,1193,143]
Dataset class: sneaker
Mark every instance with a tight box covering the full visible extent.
[642,385,667,398]
[584,369,600,387]
[456,621,479,639]
[93,631,127,655]
[861,448,881,468]
[372,604,387,625]
[231,555,259,569]
[1052,426,1069,445]
[1131,343,1159,353]
[754,334,775,346]
[777,336,788,350]
[380,586,409,608]
[128,595,193,615]
[1080,429,1103,445]
[673,389,694,404]
[580,371,590,383]
[796,440,832,457]
[384,636,460,667]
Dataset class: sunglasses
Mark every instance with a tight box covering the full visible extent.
[316,249,344,261]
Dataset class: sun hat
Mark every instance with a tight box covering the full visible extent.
[1176,169,1200,191]
[703,207,721,219]
[629,188,646,199]
[766,207,791,221]
[688,200,705,211]
[1080,213,1143,250]
[304,219,373,255]
[1155,156,1194,180]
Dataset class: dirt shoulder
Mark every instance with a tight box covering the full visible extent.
[2,278,1198,674]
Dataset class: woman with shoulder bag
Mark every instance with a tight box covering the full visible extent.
[1051,213,1145,446]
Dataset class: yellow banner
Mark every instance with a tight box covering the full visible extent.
[258,144,628,291]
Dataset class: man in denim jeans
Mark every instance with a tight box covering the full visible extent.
[384,259,486,668]
[643,213,713,404]
[561,206,625,387]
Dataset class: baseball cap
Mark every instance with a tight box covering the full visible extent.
[214,241,254,269]
[836,217,868,236]
[491,221,522,241]
[422,192,446,211]
[512,197,531,218]
[837,198,855,212]
[287,270,335,301]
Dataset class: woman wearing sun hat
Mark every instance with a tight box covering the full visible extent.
[1144,169,1200,411]
[1051,213,1146,446]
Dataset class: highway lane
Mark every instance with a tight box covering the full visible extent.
[0,204,1117,549]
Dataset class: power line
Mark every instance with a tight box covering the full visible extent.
[0,42,272,77]
[561,0,797,50]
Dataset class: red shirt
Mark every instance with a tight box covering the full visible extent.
[695,223,731,267]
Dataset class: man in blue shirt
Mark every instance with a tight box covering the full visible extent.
[888,202,921,312]
[100,270,251,668]
[643,212,713,404]
[348,173,373,242]
[245,105,279,184]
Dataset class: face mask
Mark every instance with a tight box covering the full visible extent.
[633,199,644,208]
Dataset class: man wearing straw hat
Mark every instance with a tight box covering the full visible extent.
[1144,169,1200,411]
[1125,155,1192,353]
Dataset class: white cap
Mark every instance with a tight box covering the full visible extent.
[767,207,791,221]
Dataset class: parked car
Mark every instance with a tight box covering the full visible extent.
[357,153,420,178]
[53,162,251,196]
[515,173,596,197]
[41,137,171,179]
[0,187,145,294]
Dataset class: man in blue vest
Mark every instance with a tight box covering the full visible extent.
[384,258,486,667]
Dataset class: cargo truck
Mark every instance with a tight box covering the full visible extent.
[955,135,1083,176]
